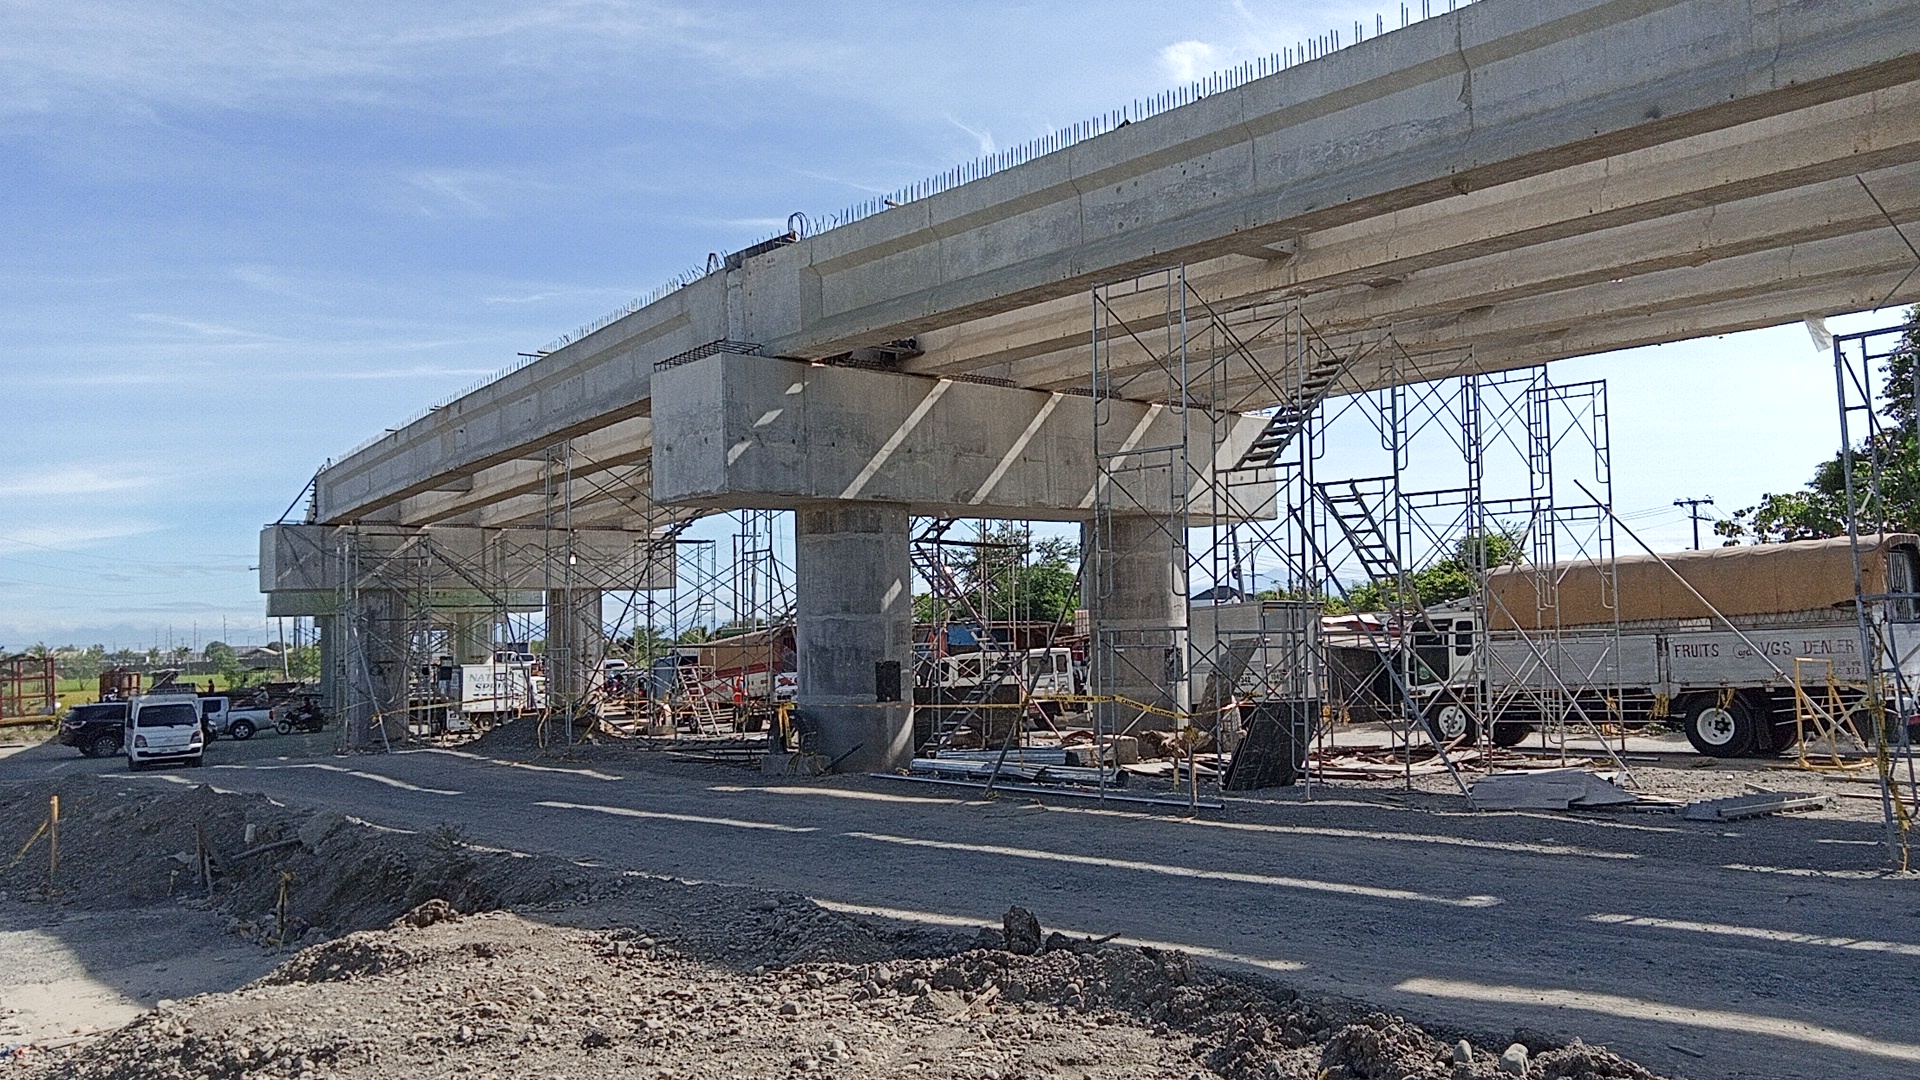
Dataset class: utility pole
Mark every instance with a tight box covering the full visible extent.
[1674,496,1715,550]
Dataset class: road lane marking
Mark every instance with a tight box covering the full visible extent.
[1045,804,1638,860]
[211,763,460,795]
[714,785,978,806]
[844,831,1502,908]
[1588,913,1920,957]
[406,748,622,781]
[533,800,816,833]
[812,899,1306,973]
[1722,863,1894,880]
[1396,976,1920,1064]
[736,785,1634,860]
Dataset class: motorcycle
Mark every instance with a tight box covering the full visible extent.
[274,698,328,735]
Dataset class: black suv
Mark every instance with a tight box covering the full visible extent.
[57,701,129,758]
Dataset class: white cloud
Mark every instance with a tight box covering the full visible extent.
[0,523,163,550]
[1159,40,1220,84]
[0,467,151,498]
[132,314,284,340]
[946,116,996,156]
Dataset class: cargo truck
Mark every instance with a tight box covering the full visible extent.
[1405,534,1920,757]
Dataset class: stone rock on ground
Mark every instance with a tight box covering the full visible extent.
[1002,905,1042,955]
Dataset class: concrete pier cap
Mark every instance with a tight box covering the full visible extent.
[654,351,1276,768]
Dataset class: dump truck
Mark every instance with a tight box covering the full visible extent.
[1405,534,1920,757]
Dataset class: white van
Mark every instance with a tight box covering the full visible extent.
[125,693,205,770]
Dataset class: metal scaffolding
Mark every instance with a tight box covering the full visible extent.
[1831,321,1920,867]
[1083,263,1628,797]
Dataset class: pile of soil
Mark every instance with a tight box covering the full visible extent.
[0,777,1659,1079]
[0,778,600,939]
[18,906,1654,1080]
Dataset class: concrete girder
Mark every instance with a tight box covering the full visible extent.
[994,160,1920,400]
[1182,224,1920,404]
[305,0,1920,527]
[908,89,1920,389]
[314,275,718,524]
[392,416,654,527]
[462,463,663,531]
[743,0,1920,359]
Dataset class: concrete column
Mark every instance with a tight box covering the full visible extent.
[342,590,407,748]
[451,612,493,665]
[1091,515,1188,732]
[794,503,914,772]
[544,589,604,712]
[317,614,342,716]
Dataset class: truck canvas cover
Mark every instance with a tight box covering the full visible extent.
[1485,533,1917,630]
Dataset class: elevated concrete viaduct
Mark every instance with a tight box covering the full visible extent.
[265,0,1920,768]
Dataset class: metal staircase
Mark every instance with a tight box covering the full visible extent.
[1318,480,1403,586]
[1235,345,1360,470]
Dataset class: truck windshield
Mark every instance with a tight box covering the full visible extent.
[135,703,199,727]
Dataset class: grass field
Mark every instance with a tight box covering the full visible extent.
[28,674,252,715]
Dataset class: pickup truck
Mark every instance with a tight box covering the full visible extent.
[57,700,129,758]
[196,695,272,741]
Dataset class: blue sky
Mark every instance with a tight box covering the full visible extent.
[0,0,1904,649]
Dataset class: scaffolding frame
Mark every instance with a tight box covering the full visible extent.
[1084,263,1629,798]
[1831,321,1920,866]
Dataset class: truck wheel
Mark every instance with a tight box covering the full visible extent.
[229,719,255,741]
[1490,722,1533,748]
[1765,717,1803,757]
[87,732,122,759]
[1425,703,1478,744]
[1682,695,1757,757]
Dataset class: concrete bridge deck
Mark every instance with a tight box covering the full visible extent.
[307,0,1920,529]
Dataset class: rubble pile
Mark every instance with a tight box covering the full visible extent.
[15,900,1659,1080]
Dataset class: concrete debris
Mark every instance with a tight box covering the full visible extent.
[1678,791,1835,821]
[1498,1041,1530,1075]
[1469,768,1638,811]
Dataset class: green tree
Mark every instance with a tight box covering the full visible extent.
[914,525,1080,624]
[1307,530,1525,614]
[1717,310,1920,543]
[285,643,321,681]
[203,641,261,689]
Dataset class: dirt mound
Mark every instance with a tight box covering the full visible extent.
[262,935,421,985]
[25,911,1664,1080]
[0,782,1662,1080]
[390,898,460,929]
[1319,1013,1452,1079]
[1533,1039,1658,1080]
[0,777,601,938]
